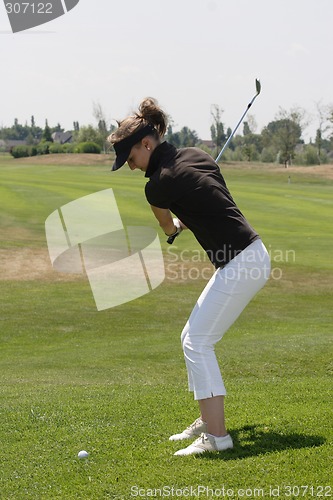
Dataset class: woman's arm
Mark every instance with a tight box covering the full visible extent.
[150,205,187,235]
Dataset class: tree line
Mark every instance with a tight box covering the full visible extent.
[1,101,333,166]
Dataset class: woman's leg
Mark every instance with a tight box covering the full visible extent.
[199,395,227,436]
[176,240,270,453]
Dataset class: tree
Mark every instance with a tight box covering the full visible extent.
[328,106,333,130]
[243,122,251,136]
[179,126,199,147]
[166,126,199,148]
[242,133,263,161]
[92,101,113,152]
[314,101,332,164]
[26,132,35,145]
[75,125,104,148]
[165,124,180,147]
[328,106,333,153]
[42,120,53,142]
[10,118,26,140]
[210,105,226,158]
[51,123,64,133]
[243,114,257,135]
[224,115,260,161]
[262,119,301,167]
[315,129,323,165]
[261,107,306,167]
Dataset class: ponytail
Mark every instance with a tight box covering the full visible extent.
[108,97,167,144]
[136,97,167,137]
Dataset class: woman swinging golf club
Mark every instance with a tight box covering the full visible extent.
[109,97,270,456]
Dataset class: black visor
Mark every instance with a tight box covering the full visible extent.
[112,123,156,171]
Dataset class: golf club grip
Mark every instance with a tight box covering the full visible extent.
[167,233,178,244]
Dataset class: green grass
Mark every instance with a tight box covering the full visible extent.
[0,155,332,499]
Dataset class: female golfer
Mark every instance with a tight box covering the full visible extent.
[109,98,270,456]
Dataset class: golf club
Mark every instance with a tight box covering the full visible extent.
[215,78,261,163]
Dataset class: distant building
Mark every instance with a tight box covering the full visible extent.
[52,131,73,144]
[1,139,27,152]
[200,139,215,150]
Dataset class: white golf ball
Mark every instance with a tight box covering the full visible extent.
[78,450,89,459]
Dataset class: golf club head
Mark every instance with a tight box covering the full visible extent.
[215,77,262,162]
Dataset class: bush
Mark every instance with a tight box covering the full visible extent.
[227,146,245,162]
[242,144,259,162]
[294,144,328,166]
[49,143,64,154]
[11,146,30,158]
[75,142,101,154]
[75,125,106,148]
[36,141,52,155]
[260,147,277,163]
[62,143,75,153]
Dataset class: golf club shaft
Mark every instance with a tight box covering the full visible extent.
[215,79,261,163]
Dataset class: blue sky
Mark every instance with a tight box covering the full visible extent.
[1,0,332,141]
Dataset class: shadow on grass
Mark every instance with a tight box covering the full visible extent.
[197,424,325,460]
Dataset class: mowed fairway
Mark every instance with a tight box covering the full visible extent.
[0,154,332,499]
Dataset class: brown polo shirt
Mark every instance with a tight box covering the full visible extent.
[145,141,259,268]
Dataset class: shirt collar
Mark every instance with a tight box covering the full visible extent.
[145,141,178,178]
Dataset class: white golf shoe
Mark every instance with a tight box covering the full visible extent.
[169,417,207,441]
[174,432,233,456]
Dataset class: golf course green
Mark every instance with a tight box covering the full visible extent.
[0,153,332,499]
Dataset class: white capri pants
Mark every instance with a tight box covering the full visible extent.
[181,239,271,400]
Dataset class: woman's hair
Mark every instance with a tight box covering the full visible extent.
[108,97,168,144]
